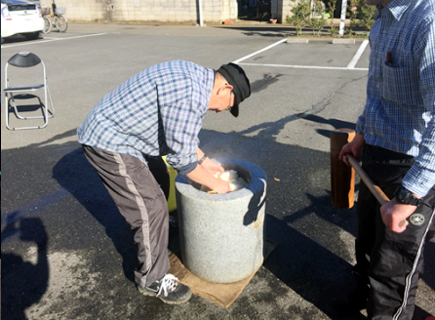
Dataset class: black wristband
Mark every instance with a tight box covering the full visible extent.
[394,185,422,206]
[198,155,207,165]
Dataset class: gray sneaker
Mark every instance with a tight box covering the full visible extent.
[138,274,192,305]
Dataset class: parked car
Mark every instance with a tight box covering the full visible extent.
[1,0,44,44]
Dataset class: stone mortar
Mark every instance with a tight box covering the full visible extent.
[175,158,267,283]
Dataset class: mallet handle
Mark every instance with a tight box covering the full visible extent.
[347,155,390,205]
[348,155,408,228]
[346,154,406,227]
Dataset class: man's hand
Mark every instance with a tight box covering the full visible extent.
[186,155,230,194]
[339,133,365,166]
[200,159,230,193]
[211,178,231,194]
[201,158,225,176]
[380,199,417,233]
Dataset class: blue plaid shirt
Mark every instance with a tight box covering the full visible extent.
[356,0,435,197]
[77,61,215,175]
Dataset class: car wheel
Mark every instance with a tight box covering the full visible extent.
[24,32,40,40]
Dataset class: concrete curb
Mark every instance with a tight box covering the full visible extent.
[286,38,309,44]
[332,38,356,44]
[285,37,363,44]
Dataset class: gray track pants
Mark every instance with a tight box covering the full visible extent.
[82,145,170,288]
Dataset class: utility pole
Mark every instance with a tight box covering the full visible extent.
[198,0,204,27]
[339,0,347,36]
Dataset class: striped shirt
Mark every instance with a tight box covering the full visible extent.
[355,0,435,197]
[77,61,215,175]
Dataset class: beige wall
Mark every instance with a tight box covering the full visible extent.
[277,0,295,23]
[39,0,239,24]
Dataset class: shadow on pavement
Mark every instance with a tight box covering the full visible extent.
[1,126,433,319]
[1,217,49,320]
[52,147,138,283]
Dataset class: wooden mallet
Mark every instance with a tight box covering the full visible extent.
[330,129,390,209]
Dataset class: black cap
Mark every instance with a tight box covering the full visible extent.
[216,63,251,117]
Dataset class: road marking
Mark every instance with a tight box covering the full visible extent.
[233,37,369,71]
[1,33,107,49]
[346,39,369,69]
[233,38,288,64]
[238,62,368,71]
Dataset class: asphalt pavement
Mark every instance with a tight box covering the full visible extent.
[1,22,434,320]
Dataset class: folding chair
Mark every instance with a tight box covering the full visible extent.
[4,52,55,130]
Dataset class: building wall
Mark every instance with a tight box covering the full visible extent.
[39,0,238,24]
[277,0,295,23]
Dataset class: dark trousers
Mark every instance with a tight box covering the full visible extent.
[355,144,435,320]
[144,155,170,201]
[82,145,170,288]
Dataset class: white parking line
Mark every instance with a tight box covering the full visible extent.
[234,38,369,71]
[233,39,288,64]
[346,39,369,69]
[1,33,108,49]
[238,62,368,71]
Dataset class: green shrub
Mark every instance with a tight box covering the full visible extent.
[309,1,327,36]
[356,1,377,31]
[345,0,377,32]
[288,0,376,36]
[287,0,311,35]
